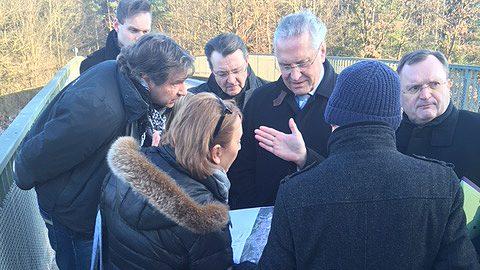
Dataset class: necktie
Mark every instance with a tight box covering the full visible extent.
[295,94,310,110]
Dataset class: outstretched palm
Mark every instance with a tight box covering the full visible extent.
[254,118,307,167]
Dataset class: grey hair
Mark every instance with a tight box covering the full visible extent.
[204,33,248,69]
[117,33,194,86]
[397,50,449,77]
[273,10,327,52]
[116,0,151,24]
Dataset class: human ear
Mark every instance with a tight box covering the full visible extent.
[210,144,223,165]
[113,19,120,32]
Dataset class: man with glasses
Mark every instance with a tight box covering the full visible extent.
[189,33,267,111]
[80,0,151,74]
[228,10,337,209]
[258,60,479,269]
[396,50,480,187]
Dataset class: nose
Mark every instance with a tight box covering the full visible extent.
[418,87,432,100]
[226,73,237,84]
[134,32,146,41]
[289,67,302,81]
[178,83,187,96]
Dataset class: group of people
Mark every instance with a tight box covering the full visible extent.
[12,0,480,269]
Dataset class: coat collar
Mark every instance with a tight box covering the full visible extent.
[157,144,229,203]
[273,59,337,107]
[107,137,229,234]
[116,65,149,123]
[105,30,121,60]
[401,102,457,147]
[328,122,397,156]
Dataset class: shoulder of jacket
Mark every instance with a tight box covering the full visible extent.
[458,109,480,121]
[250,81,282,101]
[188,82,210,94]
[89,46,107,57]
[411,154,455,168]
[280,160,320,186]
[254,76,269,86]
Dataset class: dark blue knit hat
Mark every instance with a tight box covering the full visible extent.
[324,60,401,130]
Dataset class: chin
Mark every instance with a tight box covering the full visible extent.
[418,112,436,123]
[225,88,241,97]
[290,87,309,96]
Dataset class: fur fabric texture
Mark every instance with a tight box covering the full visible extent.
[107,136,229,234]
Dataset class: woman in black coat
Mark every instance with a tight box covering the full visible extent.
[101,93,243,269]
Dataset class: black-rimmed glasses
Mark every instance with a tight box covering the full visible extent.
[212,63,248,79]
[213,95,233,139]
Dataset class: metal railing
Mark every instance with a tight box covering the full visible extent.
[0,58,201,269]
[0,56,83,270]
[193,55,480,112]
[0,57,83,205]
[0,54,478,268]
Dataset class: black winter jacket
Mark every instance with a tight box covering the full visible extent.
[259,122,479,269]
[80,30,121,74]
[101,137,233,270]
[397,102,480,186]
[189,65,268,111]
[14,61,149,234]
[228,60,337,209]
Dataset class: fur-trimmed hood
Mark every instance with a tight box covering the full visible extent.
[107,136,229,234]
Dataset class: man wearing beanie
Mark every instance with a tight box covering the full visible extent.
[258,60,479,269]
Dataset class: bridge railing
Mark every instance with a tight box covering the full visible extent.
[0,54,478,268]
[0,56,201,268]
[0,56,83,270]
[193,55,480,112]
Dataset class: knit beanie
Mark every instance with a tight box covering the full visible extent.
[324,60,401,130]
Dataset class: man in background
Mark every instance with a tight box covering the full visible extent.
[80,0,151,73]
[396,49,480,187]
[189,33,267,111]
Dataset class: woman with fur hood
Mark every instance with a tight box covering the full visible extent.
[101,93,242,269]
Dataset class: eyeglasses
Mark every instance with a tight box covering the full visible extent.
[403,80,448,95]
[278,46,321,73]
[212,95,233,139]
[213,64,247,79]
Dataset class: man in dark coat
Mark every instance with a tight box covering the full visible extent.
[13,34,193,269]
[228,11,336,209]
[80,0,151,74]
[189,33,267,111]
[396,50,480,187]
[258,60,479,269]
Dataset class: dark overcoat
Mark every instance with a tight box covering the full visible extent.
[80,30,121,74]
[259,123,479,269]
[397,102,480,186]
[228,60,336,209]
[14,61,149,234]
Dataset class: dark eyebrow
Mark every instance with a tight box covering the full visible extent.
[172,77,188,84]
[127,26,149,32]
[127,26,140,31]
